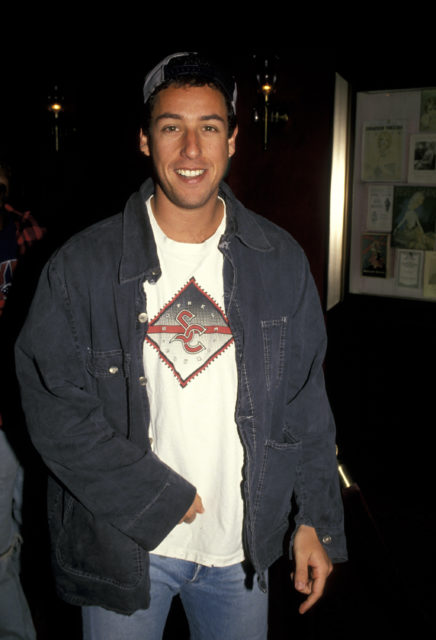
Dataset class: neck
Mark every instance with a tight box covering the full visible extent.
[151,189,224,243]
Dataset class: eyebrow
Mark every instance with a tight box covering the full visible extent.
[155,113,226,124]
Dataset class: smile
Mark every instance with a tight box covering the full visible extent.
[175,169,206,177]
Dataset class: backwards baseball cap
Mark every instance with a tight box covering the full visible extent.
[143,52,237,114]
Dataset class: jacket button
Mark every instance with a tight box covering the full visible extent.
[138,312,148,323]
[139,376,147,386]
[322,535,332,545]
[108,366,119,374]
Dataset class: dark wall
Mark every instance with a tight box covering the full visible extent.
[228,52,336,305]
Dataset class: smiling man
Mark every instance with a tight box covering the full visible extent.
[15,53,346,639]
[140,84,237,224]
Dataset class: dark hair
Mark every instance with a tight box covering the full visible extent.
[141,76,237,138]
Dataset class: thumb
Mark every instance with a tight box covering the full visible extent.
[293,557,311,594]
[194,493,205,513]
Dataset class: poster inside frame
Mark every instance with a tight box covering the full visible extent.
[420,89,436,132]
[361,233,389,278]
[396,249,423,289]
[392,186,436,252]
[408,133,436,184]
[423,251,436,298]
[361,121,404,182]
[367,185,394,231]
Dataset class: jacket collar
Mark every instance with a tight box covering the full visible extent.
[219,182,273,252]
[119,179,159,284]
[119,178,272,284]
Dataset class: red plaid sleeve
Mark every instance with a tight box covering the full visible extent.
[12,207,46,255]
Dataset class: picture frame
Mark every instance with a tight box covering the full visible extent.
[361,233,390,278]
[391,186,436,251]
[361,121,404,182]
[407,133,436,184]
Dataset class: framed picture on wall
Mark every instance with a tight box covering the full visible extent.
[392,186,436,251]
[423,251,436,298]
[361,121,404,182]
[361,233,390,278]
[420,89,436,132]
[396,249,423,289]
[366,185,394,231]
[408,134,436,184]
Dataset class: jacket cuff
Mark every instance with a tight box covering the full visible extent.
[289,522,348,564]
[121,472,197,551]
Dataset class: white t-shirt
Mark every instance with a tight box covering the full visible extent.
[143,196,245,567]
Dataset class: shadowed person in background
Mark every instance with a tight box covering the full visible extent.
[1,158,44,640]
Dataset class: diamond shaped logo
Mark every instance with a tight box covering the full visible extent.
[145,278,234,387]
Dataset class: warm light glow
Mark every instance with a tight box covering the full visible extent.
[261,83,273,96]
[327,74,349,311]
[49,103,62,112]
[338,463,353,489]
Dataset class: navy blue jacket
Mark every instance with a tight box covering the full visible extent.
[15,180,346,614]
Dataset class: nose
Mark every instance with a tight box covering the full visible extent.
[181,129,201,159]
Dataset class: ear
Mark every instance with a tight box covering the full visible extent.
[228,125,238,158]
[139,130,151,157]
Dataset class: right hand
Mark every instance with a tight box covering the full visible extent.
[179,493,205,524]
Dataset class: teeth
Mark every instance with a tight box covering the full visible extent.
[176,169,205,177]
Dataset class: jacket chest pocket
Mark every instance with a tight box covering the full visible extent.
[86,348,131,434]
[261,317,288,391]
[86,348,130,378]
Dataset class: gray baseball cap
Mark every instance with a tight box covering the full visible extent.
[143,52,237,114]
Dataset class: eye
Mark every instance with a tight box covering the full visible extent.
[162,125,179,133]
[203,125,219,133]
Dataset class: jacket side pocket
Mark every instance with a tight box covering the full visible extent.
[253,438,301,540]
[56,494,145,589]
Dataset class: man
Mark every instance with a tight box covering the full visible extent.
[15,53,346,639]
[1,159,43,640]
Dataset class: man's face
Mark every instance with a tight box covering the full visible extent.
[140,84,237,212]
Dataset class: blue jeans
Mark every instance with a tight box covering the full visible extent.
[0,430,36,640]
[82,555,268,640]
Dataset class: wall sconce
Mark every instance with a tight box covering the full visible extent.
[253,55,289,150]
[48,85,64,152]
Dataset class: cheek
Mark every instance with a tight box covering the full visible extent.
[152,140,179,163]
[207,142,232,164]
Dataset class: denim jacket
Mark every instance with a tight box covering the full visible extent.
[15,179,346,614]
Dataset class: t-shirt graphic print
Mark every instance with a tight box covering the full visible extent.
[145,277,233,388]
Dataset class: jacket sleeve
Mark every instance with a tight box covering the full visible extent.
[286,253,347,563]
[15,257,196,551]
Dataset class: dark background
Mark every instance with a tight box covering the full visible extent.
[2,48,435,637]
